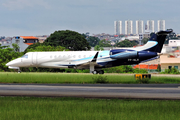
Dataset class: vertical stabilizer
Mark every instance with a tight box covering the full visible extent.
[143,29,173,53]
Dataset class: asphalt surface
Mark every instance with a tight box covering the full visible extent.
[0,84,180,100]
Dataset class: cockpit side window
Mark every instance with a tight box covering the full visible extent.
[21,54,28,59]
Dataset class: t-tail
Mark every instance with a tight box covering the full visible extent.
[142,29,173,53]
[136,29,173,63]
[109,29,173,65]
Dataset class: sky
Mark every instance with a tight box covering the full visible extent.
[0,0,180,36]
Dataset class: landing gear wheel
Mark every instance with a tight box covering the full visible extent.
[92,70,97,74]
[99,70,104,74]
[18,68,21,73]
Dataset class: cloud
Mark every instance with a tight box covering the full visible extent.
[2,0,50,10]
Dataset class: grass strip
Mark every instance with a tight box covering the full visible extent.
[0,72,180,84]
[0,97,180,120]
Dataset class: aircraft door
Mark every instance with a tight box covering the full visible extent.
[32,52,38,65]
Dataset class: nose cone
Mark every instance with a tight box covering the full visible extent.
[6,58,21,67]
[6,62,11,66]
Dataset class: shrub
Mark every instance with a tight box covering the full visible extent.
[135,78,150,84]
[103,65,134,73]
[133,68,148,73]
[157,64,161,72]
[76,69,90,73]
[92,75,108,83]
[161,68,180,74]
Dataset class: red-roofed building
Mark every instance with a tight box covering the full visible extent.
[20,36,38,46]
[174,50,180,53]
[133,64,158,70]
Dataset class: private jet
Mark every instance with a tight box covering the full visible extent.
[6,29,172,74]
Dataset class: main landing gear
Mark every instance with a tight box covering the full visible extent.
[92,70,104,74]
[89,61,104,74]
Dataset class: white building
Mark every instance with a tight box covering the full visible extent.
[136,20,143,34]
[147,20,154,32]
[121,35,139,41]
[1,36,39,52]
[169,40,180,46]
[158,20,165,31]
[125,20,133,35]
[114,21,122,35]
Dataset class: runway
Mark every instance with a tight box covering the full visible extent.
[0,84,180,100]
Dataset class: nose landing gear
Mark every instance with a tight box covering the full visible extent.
[18,68,21,73]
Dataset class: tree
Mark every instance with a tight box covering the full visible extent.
[12,43,20,52]
[0,45,23,71]
[115,39,138,47]
[141,38,149,44]
[87,36,100,47]
[99,39,111,47]
[94,45,104,51]
[82,33,87,39]
[44,30,91,51]
[25,45,69,53]
[165,30,177,44]
[24,42,41,53]
[130,40,139,46]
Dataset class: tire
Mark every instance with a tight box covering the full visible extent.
[99,70,104,74]
[93,70,97,74]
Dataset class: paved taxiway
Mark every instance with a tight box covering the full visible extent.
[0,84,180,99]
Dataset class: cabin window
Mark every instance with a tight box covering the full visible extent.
[50,55,52,58]
[54,55,57,58]
[21,54,28,59]
[73,55,76,58]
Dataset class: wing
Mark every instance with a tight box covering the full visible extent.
[75,52,101,69]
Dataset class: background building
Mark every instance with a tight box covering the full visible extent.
[158,20,165,31]
[136,20,143,34]
[125,20,133,35]
[1,36,39,52]
[160,54,180,71]
[147,20,154,32]
[114,21,122,35]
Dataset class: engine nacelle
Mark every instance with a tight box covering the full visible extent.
[110,49,158,62]
[138,51,158,61]
[110,49,138,59]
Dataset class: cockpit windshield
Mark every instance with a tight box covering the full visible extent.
[21,54,28,58]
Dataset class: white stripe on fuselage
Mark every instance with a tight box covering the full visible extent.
[116,41,158,51]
